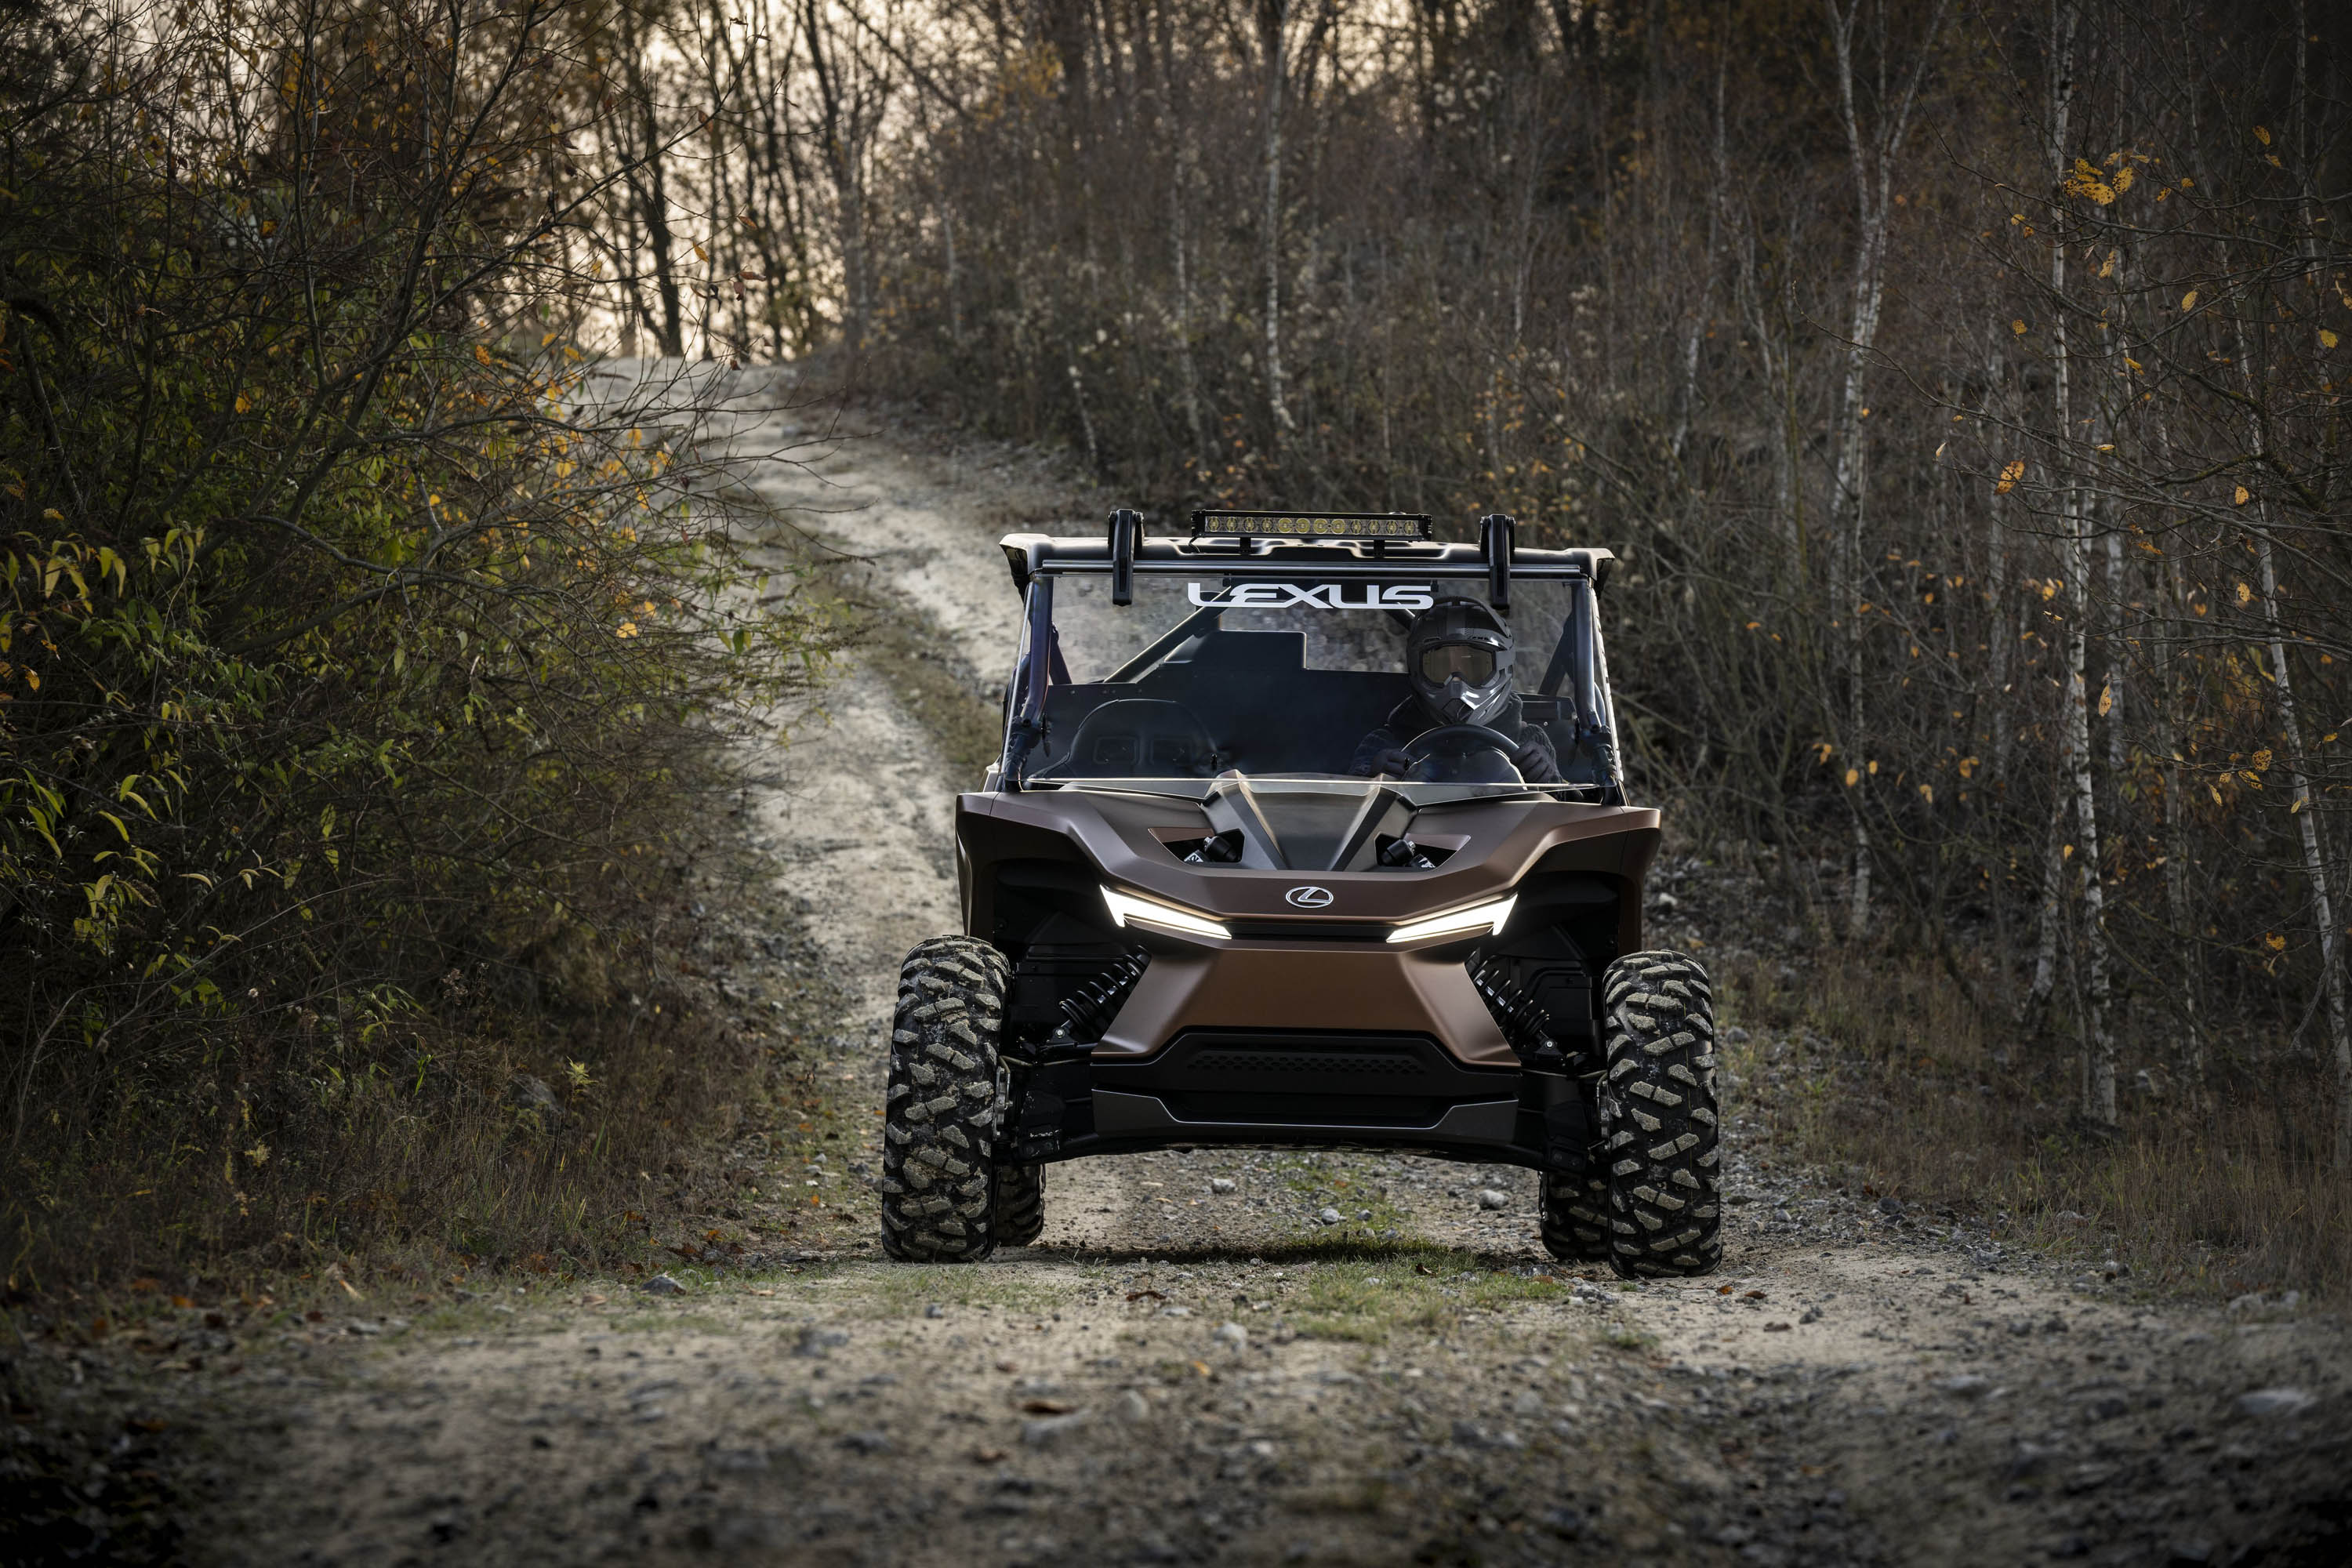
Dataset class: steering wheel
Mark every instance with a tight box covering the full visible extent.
[1402,724,1524,784]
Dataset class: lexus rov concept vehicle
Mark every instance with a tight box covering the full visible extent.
[880,510,1719,1277]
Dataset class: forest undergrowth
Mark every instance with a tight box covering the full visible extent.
[0,0,849,1300]
[1715,920,2351,1302]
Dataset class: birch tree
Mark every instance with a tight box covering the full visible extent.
[1824,0,1946,937]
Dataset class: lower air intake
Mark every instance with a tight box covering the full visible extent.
[1091,1031,1516,1127]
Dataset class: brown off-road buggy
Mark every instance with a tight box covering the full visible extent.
[878,510,1720,1278]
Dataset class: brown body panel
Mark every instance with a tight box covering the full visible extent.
[1093,942,1518,1067]
[956,789,1660,1071]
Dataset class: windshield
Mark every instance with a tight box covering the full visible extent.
[1000,568,1620,802]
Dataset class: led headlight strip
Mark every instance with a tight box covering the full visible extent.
[1102,885,1230,941]
[1385,895,1517,945]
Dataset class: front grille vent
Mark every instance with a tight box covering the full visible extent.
[1187,1048,1425,1079]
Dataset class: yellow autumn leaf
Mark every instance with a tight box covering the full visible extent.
[615,621,639,638]
[2062,158,2116,205]
[2011,319,2027,336]
[1918,783,1934,804]
[2234,485,2250,505]
[1958,757,1980,778]
[2181,289,2198,311]
[2324,329,2342,349]
[234,394,250,413]
[2097,683,2114,717]
[693,242,709,262]
[2238,582,2252,604]
[2265,931,2286,950]
[1867,760,1879,775]
[1843,768,1860,787]
[2253,125,2271,146]
[1995,459,2025,495]
[2252,749,2273,771]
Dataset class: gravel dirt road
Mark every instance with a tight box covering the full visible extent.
[11,385,2350,1566]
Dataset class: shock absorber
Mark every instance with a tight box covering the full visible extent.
[1059,949,1149,1042]
[1471,953,1566,1071]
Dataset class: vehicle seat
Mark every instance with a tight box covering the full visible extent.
[1048,699,1220,777]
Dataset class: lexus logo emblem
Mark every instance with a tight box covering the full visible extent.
[1285,885,1334,909]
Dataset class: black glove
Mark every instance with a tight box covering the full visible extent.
[1512,736,1563,784]
[1360,746,1416,779]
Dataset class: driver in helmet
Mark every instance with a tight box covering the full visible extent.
[1351,601,1563,783]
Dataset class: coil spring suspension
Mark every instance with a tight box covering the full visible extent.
[1060,948,1149,1041]
[1471,953,1565,1069]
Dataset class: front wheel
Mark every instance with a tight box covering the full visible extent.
[1596,951,1722,1277]
[880,936,1012,1261]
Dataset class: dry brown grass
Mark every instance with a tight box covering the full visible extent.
[1716,948,2352,1302]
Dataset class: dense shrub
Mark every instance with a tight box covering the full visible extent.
[0,0,832,1286]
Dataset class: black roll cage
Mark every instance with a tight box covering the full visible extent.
[993,532,1623,795]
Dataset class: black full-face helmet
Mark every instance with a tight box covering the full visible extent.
[1406,600,1514,728]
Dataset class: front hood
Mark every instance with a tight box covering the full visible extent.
[960,782,1660,931]
[1203,776,1408,872]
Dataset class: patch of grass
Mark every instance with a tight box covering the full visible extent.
[796,509,1012,781]
[1287,1251,1586,1343]
[842,1261,1069,1317]
[611,1310,734,1335]
[1719,948,2352,1301]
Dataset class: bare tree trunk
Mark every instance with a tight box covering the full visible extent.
[2252,521,2352,1164]
[1671,29,1729,466]
[1066,358,1100,471]
[2281,0,2352,1163]
[1985,348,2014,782]
[2104,524,2126,778]
[2029,728,2071,1020]
[1824,0,1946,938]
[1170,135,1207,468]
[619,5,684,358]
[2042,0,2113,1125]
[2063,490,2113,1123]
[942,195,961,348]
[2153,555,2203,1087]
[1258,0,1295,444]
[2230,294,2352,1160]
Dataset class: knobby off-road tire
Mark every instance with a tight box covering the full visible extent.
[1597,951,1722,1277]
[880,937,1014,1261]
[993,1163,1046,1247]
[1540,1168,1617,1264]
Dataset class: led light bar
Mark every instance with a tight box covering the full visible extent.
[1102,885,1231,942]
[1190,510,1432,540]
[1385,895,1517,945]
